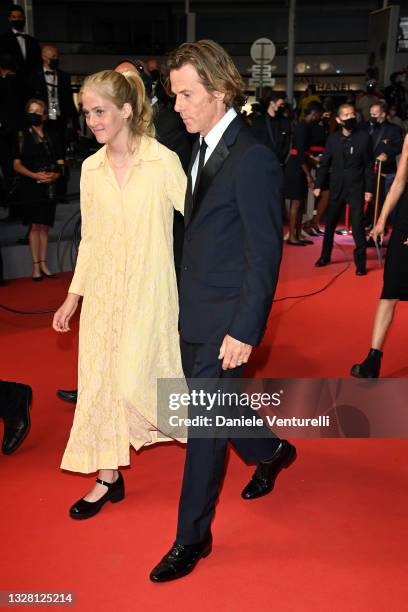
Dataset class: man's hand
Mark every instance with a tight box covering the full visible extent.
[376,153,388,163]
[313,188,321,198]
[365,192,373,203]
[218,334,252,370]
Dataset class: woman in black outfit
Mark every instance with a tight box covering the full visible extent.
[284,103,322,245]
[13,98,63,280]
[351,134,408,378]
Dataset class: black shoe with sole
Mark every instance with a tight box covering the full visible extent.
[69,472,125,520]
[351,348,382,378]
[57,389,78,404]
[150,535,213,582]
[315,257,330,267]
[241,440,297,500]
[2,384,32,454]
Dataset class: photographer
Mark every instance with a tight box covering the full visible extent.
[13,98,63,280]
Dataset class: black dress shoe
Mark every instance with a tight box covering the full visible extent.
[351,348,382,378]
[57,389,77,404]
[287,240,306,246]
[315,257,330,267]
[69,472,125,520]
[241,440,297,500]
[300,238,314,245]
[150,535,212,582]
[2,384,32,455]
[355,268,367,276]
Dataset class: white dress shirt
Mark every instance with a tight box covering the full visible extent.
[12,28,26,59]
[191,107,237,190]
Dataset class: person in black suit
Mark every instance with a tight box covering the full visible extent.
[0,381,32,454]
[314,103,374,275]
[364,100,403,227]
[29,44,79,136]
[0,5,41,78]
[150,40,296,583]
[250,89,291,167]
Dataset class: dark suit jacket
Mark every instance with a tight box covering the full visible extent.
[28,68,79,130]
[364,120,403,175]
[179,115,283,346]
[316,128,374,200]
[0,30,41,76]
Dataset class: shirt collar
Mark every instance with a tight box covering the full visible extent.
[201,107,237,151]
[86,136,161,170]
[12,28,25,35]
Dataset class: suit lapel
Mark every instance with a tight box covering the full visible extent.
[187,115,243,226]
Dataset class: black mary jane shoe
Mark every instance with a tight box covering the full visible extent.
[69,472,125,520]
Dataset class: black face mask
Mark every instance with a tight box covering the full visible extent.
[49,58,59,70]
[26,112,43,126]
[342,117,357,131]
[369,117,380,128]
[10,19,25,31]
[275,107,285,117]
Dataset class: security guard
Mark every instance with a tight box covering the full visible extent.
[314,103,374,275]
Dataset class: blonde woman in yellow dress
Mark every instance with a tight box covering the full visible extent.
[53,69,186,519]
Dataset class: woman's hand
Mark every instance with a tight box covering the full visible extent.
[370,220,385,243]
[37,171,60,183]
[53,294,80,333]
[34,171,51,182]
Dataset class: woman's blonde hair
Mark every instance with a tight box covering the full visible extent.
[79,69,155,142]
[165,40,247,110]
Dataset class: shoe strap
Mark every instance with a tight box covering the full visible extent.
[96,475,118,487]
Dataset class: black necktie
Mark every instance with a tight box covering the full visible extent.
[193,138,207,202]
[45,70,55,76]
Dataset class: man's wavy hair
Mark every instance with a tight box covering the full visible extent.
[165,40,247,111]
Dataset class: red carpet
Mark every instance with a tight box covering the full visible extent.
[1,236,407,611]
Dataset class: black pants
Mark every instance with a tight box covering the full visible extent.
[176,338,281,545]
[320,192,366,269]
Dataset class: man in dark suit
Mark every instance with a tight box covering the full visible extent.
[150,40,296,583]
[28,44,79,140]
[314,103,374,275]
[364,100,403,226]
[0,5,41,78]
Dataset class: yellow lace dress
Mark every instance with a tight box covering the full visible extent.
[61,136,187,473]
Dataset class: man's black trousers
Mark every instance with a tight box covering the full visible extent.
[176,338,281,545]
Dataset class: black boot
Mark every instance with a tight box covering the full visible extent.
[351,349,382,378]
